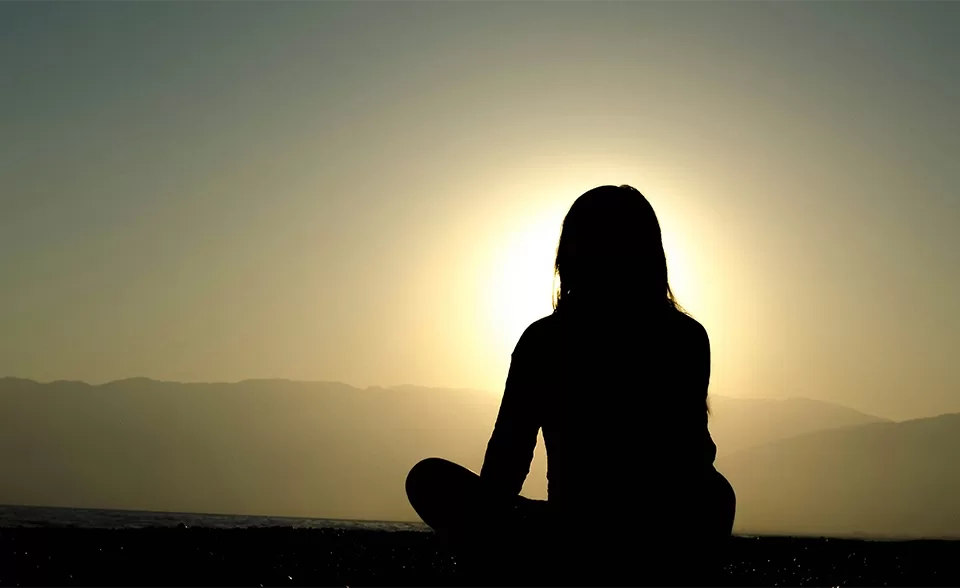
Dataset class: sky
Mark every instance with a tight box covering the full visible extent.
[1,1,957,421]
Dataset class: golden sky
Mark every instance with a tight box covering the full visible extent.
[2,1,958,420]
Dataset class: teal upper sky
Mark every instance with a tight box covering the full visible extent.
[1,2,957,420]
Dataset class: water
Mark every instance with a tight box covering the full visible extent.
[0,504,427,532]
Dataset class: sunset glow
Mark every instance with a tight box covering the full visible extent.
[3,1,960,546]
[1,1,957,423]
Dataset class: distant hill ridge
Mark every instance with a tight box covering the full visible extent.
[2,377,956,538]
[717,412,960,539]
[0,377,488,394]
[0,376,894,416]
[707,394,891,456]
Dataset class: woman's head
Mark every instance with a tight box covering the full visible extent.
[553,184,682,314]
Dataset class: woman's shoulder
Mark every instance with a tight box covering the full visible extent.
[510,313,565,353]
[515,309,708,348]
[669,310,708,339]
[661,311,710,362]
[518,313,563,344]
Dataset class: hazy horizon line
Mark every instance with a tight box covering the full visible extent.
[0,375,493,394]
[0,375,930,422]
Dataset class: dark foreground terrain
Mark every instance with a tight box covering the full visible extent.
[1,526,958,587]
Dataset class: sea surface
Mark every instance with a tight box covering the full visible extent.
[0,504,426,532]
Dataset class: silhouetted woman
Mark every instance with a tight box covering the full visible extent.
[405,185,735,585]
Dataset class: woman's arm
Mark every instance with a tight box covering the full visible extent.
[479,330,541,496]
[694,321,718,466]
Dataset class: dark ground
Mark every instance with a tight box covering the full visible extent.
[1,526,958,587]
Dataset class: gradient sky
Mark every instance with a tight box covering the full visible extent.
[2,1,957,421]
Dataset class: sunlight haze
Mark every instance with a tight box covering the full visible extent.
[2,1,958,422]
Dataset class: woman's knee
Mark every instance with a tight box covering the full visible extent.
[406,457,447,504]
[709,469,736,534]
[714,470,735,509]
[406,457,480,513]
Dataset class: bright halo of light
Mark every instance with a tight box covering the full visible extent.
[481,209,706,355]
[661,227,704,319]
[482,211,564,357]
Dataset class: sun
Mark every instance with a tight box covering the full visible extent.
[480,208,705,355]
[481,208,566,358]
[463,172,716,394]
[660,226,703,318]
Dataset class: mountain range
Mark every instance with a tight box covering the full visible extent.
[1,377,956,538]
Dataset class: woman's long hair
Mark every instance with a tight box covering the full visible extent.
[552,184,684,315]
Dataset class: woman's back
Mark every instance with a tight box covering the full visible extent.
[485,308,716,515]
